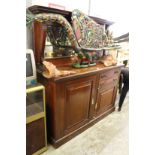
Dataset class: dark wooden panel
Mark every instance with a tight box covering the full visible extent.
[113,68,121,76]
[33,21,47,64]
[96,87,115,116]
[112,86,118,106]
[64,81,92,134]
[100,68,120,81]
[37,65,122,147]
[99,78,115,90]
[26,118,46,155]
[56,75,97,137]
[38,75,97,142]
[100,70,114,80]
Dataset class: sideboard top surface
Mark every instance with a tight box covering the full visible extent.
[39,63,124,82]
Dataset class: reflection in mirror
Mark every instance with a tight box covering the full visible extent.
[44,23,75,59]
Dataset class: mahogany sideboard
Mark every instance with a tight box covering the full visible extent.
[37,64,123,147]
[28,5,123,147]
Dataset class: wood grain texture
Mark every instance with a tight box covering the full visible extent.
[33,21,47,64]
[37,66,122,147]
[26,118,46,155]
[31,5,123,147]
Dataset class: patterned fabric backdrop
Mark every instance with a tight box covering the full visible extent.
[72,9,105,50]
[35,13,80,52]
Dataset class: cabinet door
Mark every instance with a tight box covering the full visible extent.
[95,86,116,116]
[63,76,96,135]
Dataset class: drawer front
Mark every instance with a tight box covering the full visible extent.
[113,68,121,76]
[99,68,121,81]
[96,87,115,115]
[99,77,118,91]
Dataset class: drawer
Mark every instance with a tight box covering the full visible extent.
[99,68,121,81]
[113,68,121,76]
[98,77,118,91]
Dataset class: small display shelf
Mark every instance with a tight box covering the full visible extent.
[26,84,47,155]
[26,86,44,118]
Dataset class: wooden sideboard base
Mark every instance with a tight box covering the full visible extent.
[93,107,115,124]
[49,121,95,148]
[29,5,124,149]
[48,107,115,148]
[37,65,123,148]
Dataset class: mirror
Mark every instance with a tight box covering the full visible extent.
[44,23,75,59]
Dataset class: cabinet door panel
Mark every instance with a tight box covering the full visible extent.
[96,87,115,116]
[66,83,90,127]
[100,68,121,81]
[63,78,95,134]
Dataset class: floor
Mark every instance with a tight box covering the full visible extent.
[41,94,129,155]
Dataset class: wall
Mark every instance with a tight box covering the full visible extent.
[89,0,129,37]
[26,0,32,8]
